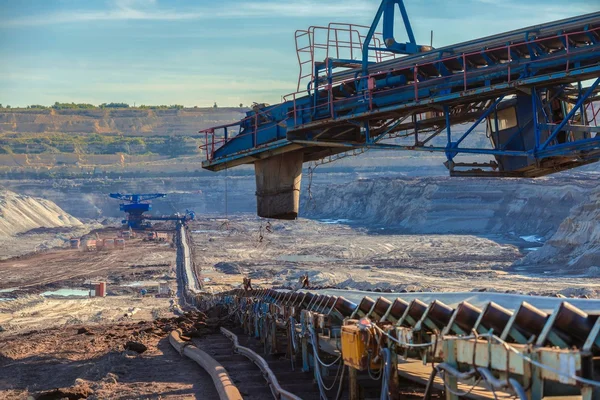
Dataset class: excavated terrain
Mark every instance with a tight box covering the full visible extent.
[0,107,245,136]
[304,175,596,236]
[0,311,222,400]
[0,169,599,398]
[192,217,599,298]
[0,189,82,238]
[0,190,219,399]
[4,170,600,273]
[0,223,184,335]
[304,173,600,273]
[518,186,600,273]
[0,189,95,260]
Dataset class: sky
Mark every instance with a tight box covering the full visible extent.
[0,0,597,108]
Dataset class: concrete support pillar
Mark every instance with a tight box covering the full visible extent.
[255,152,303,219]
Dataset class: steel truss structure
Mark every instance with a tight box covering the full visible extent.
[200,1,600,177]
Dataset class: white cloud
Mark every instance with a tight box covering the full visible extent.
[1,0,204,26]
[1,0,595,27]
[1,0,375,26]
[234,1,375,18]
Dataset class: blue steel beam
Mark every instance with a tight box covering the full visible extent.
[362,0,427,74]
[539,77,600,150]
[349,11,600,82]
[290,140,528,157]
[202,64,600,170]
[537,137,600,156]
[371,115,411,143]
[453,97,505,148]
[288,65,600,134]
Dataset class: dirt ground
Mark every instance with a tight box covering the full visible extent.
[0,227,180,334]
[0,224,226,400]
[1,214,598,399]
[192,216,600,298]
[0,225,99,261]
[0,228,176,291]
[0,295,177,335]
[0,312,220,400]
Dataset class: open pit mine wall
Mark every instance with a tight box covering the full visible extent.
[0,108,246,136]
[1,177,258,219]
[303,177,592,236]
[518,187,600,273]
[303,176,600,271]
[3,173,600,271]
[0,189,81,237]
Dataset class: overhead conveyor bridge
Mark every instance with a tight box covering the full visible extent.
[200,1,600,219]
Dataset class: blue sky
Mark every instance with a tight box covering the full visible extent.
[0,0,596,107]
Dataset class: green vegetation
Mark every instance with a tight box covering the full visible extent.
[137,104,184,110]
[0,102,249,110]
[0,102,191,110]
[40,102,130,109]
[51,102,97,110]
[0,133,200,157]
[99,102,130,108]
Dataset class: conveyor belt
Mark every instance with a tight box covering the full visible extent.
[327,11,600,85]
[215,287,600,399]
[302,289,600,313]
[200,3,600,191]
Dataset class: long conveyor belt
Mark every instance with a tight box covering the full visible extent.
[213,287,600,399]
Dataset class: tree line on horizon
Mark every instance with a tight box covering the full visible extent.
[0,102,247,110]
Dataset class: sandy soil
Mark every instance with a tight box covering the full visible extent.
[192,216,600,298]
[0,189,82,238]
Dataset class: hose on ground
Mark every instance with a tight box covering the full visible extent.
[221,327,303,400]
[169,329,243,400]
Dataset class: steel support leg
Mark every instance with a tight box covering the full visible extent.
[349,367,360,400]
[302,336,310,372]
[444,105,454,163]
[523,350,543,400]
[389,351,401,400]
[444,340,459,400]
[270,317,277,354]
[581,386,593,400]
[578,82,586,125]
[532,87,540,151]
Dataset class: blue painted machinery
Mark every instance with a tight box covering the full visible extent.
[109,193,195,229]
[200,0,600,219]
